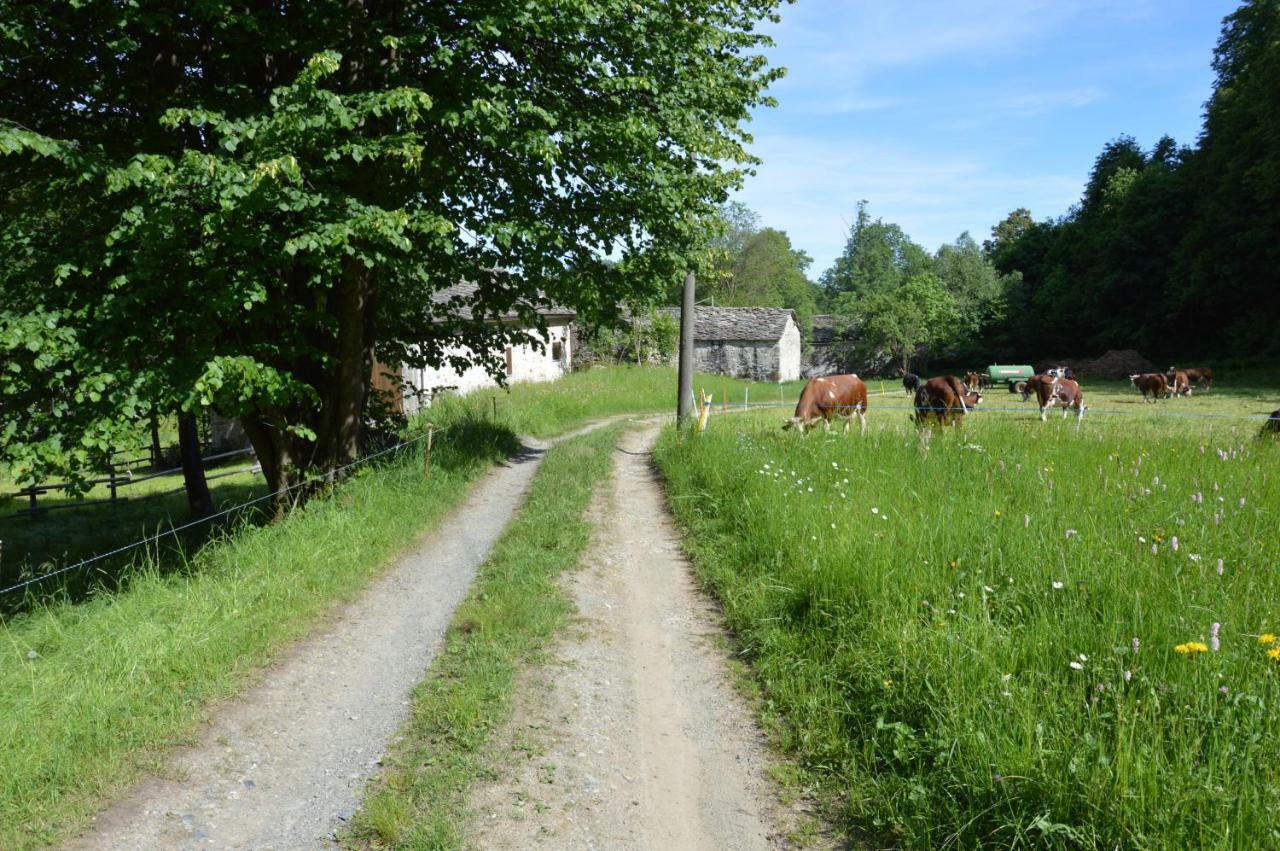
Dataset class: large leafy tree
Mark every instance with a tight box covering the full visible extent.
[849,273,959,374]
[0,1,785,506]
[821,200,933,300]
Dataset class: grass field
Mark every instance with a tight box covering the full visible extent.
[656,375,1280,848]
[345,423,623,848]
[427,364,808,438]
[0,366,790,612]
[0,366,779,847]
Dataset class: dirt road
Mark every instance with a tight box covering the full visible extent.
[469,424,794,849]
[67,439,557,850]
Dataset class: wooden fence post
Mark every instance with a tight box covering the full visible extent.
[423,423,435,480]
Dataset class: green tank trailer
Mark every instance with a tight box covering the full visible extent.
[984,364,1036,394]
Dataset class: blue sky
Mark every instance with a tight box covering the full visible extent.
[733,0,1240,275]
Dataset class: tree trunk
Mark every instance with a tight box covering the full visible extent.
[242,411,303,518]
[149,412,164,468]
[312,259,375,471]
[177,412,214,519]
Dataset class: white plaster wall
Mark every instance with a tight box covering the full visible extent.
[403,321,572,413]
[777,317,801,381]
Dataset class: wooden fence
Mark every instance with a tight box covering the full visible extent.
[3,447,259,519]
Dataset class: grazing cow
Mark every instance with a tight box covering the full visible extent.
[902,372,920,396]
[785,374,869,435]
[1165,369,1192,397]
[913,375,982,426]
[1022,374,1086,421]
[1262,409,1280,438]
[1130,372,1168,402]
[1172,366,1213,392]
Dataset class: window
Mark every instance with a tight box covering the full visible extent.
[552,340,563,361]
[505,346,514,375]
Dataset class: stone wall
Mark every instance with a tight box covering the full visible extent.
[694,341,783,382]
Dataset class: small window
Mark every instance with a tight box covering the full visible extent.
[552,340,563,361]
[505,346,514,375]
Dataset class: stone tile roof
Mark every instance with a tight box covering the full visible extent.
[432,280,575,322]
[657,306,796,342]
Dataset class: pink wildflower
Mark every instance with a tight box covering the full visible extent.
[1211,622,1221,652]
[1171,536,1180,553]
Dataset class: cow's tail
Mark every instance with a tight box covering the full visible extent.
[946,375,969,413]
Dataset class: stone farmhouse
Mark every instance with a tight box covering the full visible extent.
[659,306,801,382]
[376,281,575,413]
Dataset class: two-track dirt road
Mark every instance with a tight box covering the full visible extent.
[68,421,798,850]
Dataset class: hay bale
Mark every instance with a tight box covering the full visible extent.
[1084,350,1154,379]
[1038,350,1153,380]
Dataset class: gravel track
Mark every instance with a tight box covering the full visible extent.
[468,423,798,849]
[66,437,561,850]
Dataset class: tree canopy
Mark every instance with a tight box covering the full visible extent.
[0,1,786,502]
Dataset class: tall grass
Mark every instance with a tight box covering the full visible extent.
[656,409,1280,848]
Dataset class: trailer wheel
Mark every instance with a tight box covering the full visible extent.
[1013,380,1027,395]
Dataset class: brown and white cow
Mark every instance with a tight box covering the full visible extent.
[1130,372,1168,402]
[784,374,868,435]
[913,375,982,426]
[1172,366,1213,392]
[1165,369,1192,397]
[1022,374,1085,421]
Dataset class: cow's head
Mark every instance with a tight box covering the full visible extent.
[1129,374,1140,385]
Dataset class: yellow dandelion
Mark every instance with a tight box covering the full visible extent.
[1174,642,1209,655]
[1259,633,1277,646]
[1268,648,1280,662]
[994,510,1002,517]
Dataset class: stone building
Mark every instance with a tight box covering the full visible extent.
[396,281,575,413]
[660,306,801,382]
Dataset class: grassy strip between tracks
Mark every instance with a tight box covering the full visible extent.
[0,418,517,849]
[343,423,624,849]
[656,410,1280,849]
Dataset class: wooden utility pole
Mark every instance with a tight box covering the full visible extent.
[677,271,696,423]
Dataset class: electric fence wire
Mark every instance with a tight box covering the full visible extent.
[0,426,446,597]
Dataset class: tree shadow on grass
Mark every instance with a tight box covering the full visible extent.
[0,417,519,620]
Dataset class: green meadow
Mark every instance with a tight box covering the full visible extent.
[656,379,1280,848]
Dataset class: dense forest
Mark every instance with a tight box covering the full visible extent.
[701,0,1278,370]
[987,0,1279,362]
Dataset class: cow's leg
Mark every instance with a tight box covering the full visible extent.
[1039,403,1048,421]
[857,407,867,436]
